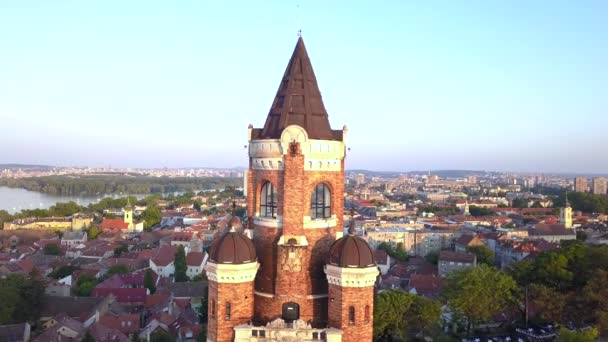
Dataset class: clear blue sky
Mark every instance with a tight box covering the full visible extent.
[0,1,606,173]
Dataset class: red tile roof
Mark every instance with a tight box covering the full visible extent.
[100,219,129,230]
[99,313,140,334]
[186,252,205,267]
[92,288,147,303]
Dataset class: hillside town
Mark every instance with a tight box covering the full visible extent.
[0,169,607,341]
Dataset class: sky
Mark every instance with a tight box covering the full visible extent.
[0,1,606,173]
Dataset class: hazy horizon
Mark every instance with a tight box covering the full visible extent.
[1,1,606,173]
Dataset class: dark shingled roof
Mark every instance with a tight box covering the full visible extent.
[258,37,338,141]
[329,235,375,268]
[208,232,256,264]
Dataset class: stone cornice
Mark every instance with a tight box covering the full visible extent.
[205,261,259,284]
[324,264,378,288]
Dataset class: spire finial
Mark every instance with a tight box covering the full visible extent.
[297,29,302,37]
[348,207,356,236]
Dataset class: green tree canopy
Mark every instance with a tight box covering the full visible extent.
[141,206,162,231]
[144,269,156,294]
[174,245,187,282]
[467,245,495,265]
[444,265,518,335]
[43,243,61,255]
[107,264,129,276]
[374,290,442,340]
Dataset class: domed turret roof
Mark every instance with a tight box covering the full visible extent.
[329,235,375,268]
[208,231,256,264]
[328,210,375,268]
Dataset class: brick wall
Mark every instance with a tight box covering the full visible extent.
[207,280,255,342]
[328,284,374,341]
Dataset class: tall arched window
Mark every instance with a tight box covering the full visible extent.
[348,306,356,325]
[260,182,277,218]
[364,305,370,323]
[225,302,231,321]
[311,183,331,219]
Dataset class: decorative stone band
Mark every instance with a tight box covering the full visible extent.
[253,215,337,229]
[303,215,338,229]
[324,264,379,288]
[234,319,343,342]
[205,261,259,284]
[254,291,329,300]
[249,125,345,160]
[253,215,283,228]
[251,156,342,171]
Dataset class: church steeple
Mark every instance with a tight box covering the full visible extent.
[260,37,336,140]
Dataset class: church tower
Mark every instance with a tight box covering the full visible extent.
[246,37,348,326]
[123,198,134,229]
[560,192,573,229]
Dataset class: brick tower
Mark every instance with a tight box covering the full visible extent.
[246,36,349,327]
[207,37,378,341]
[205,221,258,342]
[325,213,378,341]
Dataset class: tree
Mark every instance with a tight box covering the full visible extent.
[467,245,495,265]
[558,327,599,342]
[77,274,98,296]
[114,244,129,257]
[444,265,518,336]
[44,243,61,255]
[88,224,101,239]
[174,245,187,282]
[528,283,566,324]
[374,290,414,339]
[82,331,95,342]
[141,206,162,231]
[0,274,45,324]
[150,330,176,342]
[49,265,79,279]
[512,198,528,208]
[144,269,156,294]
[199,296,208,323]
[468,206,494,217]
[107,264,129,276]
[408,295,442,339]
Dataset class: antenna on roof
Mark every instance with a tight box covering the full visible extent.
[348,207,356,236]
[296,1,302,37]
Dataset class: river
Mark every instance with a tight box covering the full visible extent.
[0,186,145,214]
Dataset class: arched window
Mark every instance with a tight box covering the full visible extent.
[311,183,331,219]
[364,305,370,323]
[348,306,356,325]
[211,299,216,319]
[260,182,277,218]
[225,302,231,321]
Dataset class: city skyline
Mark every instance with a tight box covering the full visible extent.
[1,1,607,173]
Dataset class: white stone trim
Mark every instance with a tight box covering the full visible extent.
[254,291,275,298]
[303,215,338,229]
[307,293,328,299]
[324,264,378,288]
[205,261,259,284]
[304,158,342,171]
[252,157,284,170]
[253,215,283,228]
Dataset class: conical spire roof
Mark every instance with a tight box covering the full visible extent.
[260,37,336,140]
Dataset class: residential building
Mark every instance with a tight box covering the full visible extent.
[593,177,607,195]
[61,231,88,247]
[574,177,588,192]
[438,251,477,276]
